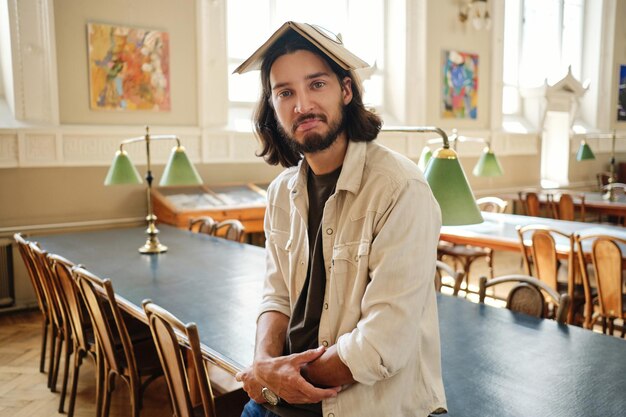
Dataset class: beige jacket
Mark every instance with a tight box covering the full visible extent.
[259,140,447,417]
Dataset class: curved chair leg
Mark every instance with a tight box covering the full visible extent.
[67,349,85,417]
[39,318,49,373]
[48,326,59,389]
[59,337,74,412]
[95,350,103,417]
[50,333,65,392]
[102,371,115,417]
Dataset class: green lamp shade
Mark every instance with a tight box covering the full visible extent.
[473,148,504,177]
[159,146,203,186]
[418,146,433,172]
[425,148,483,225]
[104,150,143,185]
[576,141,595,161]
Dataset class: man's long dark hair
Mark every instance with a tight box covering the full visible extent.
[254,31,382,168]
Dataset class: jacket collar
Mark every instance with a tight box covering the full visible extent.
[287,140,367,196]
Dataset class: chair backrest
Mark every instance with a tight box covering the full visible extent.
[29,242,66,331]
[547,193,585,222]
[476,196,508,213]
[50,254,92,352]
[14,234,48,314]
[478,274,570,324]
[516,225,575,293]
[435,260,464,296]
[213,219,245,243]
[557,193,576,221]
[575,234,626,323]
[189,216,218,235]
[143,301,217,417]
[73,267,135,377]
[518,192,540,217]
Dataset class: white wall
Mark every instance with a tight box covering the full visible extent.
[55,0,198,126]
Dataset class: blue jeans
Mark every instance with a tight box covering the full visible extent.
[241,400,281,417]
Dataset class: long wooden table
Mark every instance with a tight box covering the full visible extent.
[503,190,626,220]
[31,225,626,415]
[440,211,626,254]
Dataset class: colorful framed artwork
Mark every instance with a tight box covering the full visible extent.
[618,65,626,121]
[87,22,170,111]
[441,50,478,119]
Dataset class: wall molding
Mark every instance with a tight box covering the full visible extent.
[0,125,545,168]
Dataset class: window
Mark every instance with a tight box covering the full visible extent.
[226,0,385,124]
[502,0,585,118]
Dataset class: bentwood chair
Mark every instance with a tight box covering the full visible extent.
[435,260,465,296]
[575,234,626,336]
[73,267,163,417]
[50,254,102,417]
[189,216,218,235]
[479,274,570,324]
[13,234,51,374]
[437,197,507,294]
[516,225,581,324]
[518,191,540,217]
[547,193,585,222]
[213,219,246,243]
[142,301,248,417]
[29,242,70,393]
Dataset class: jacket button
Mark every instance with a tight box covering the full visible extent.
[324,303,329,310]
[322,340,329,347]
[326,228,333,235]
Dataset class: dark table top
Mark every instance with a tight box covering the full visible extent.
[32,225,626,415]
[438,293,626,416]
[34,225,265,373]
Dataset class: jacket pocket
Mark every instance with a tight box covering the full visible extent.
[331,241,370,306]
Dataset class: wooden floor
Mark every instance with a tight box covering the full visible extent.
[0,308,251,417]
[0,309,175,417]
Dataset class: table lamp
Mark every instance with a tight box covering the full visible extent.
[473,146,504,177]
[418,129,503,178]
[575,130,626,200]
[104,126,203,254]
[575,140,595,161]
[382,126,483,225]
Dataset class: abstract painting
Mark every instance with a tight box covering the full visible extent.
[442,50,478,119]
[87,22,170,111]
[618,65,626,121]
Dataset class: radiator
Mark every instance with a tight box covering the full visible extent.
[0,242,14,307]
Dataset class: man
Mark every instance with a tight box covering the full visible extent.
[234,22,446,417]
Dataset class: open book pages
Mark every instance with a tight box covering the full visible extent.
[233,21,370,74]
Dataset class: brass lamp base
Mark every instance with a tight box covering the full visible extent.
[139,238,168,254]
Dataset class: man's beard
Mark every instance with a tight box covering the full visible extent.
[279,106,346,155]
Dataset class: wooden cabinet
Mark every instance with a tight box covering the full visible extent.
[152,183,267,233]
